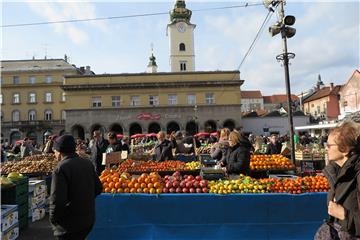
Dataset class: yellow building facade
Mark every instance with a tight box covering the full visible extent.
[0,58,83,145]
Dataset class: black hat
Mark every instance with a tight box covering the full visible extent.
[53,135,76,153]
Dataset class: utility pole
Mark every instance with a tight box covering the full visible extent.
[265,0,296,163]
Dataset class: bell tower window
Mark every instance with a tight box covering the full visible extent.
[180,61,187,71]
[179,43,185,51]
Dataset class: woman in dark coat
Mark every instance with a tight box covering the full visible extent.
[317,121,360,238]
[221,131,252,175]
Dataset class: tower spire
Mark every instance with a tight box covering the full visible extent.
[170,0,192,23]
[146,43,158,73]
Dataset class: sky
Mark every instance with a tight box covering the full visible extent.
[1,0,359,96]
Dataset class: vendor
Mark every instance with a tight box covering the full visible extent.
[221,131,251,175]
[265,134,282,154]
[210,128,230,163]
[106,132,122,154]
[154,131,176,162]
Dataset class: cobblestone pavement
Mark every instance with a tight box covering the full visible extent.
[18,214,53,240]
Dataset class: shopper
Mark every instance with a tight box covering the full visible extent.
[265,134,282,154]
[315,121,360,238]
[105,132,122,153]
[154,131,176,162]
[174,131,188,154]
[211,128,230,163]
[221,131,252,175]
[43,135,57,154]
[20,138,34,158]
[50,135,102,240]
[90,130,108,175]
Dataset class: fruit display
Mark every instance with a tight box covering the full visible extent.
[208,175,270,194]
[295,143,326,160]
[250,154,295,171]
[209,174,329,194]
[260,175,330,194]
[162,171,208,193]
[117,159,188,172]
[100,170,163,194]
[0,154,59,174]
[184,161,201,170]
[195,144,214,155]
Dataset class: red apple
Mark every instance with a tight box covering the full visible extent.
[173,181,179,188]
[169,188,175,193]
[162,188,169,193]
[187,175,194,181]
[200,180,207,188]
[183,175,188,179]
[189,188,196,193]
[186,181,192,188]
[165,182,172,188]
[202,187,208,193]
[173,171,181,176]
[196,188,202,193]
[180,181,186,188]
[182,188,189,193]
[195,176,201,181]
[176,187,182,193]
[193,181,200,188]
[174,175,182,181]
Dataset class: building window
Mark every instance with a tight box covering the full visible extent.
[61,92,66,102]
[112,96,121,107]
[311,104,314,108]
[179,43,186,51]
[205,93,215,104]
[0,111,3,121]
[45,75,53,83]
[28,93,36,103]
[0,93,3,104]
[92,96,102,107]
[187,94,196,105]
[44,110,53,121]
[61,110,66,120]
[45,92,52,102]
[149,95,159,106]
[180,61,187,71]
[13,76,20,84]
[13,93,20,104]
[28,110,36,121]
[28,76,36,84]
[130,96,140,106]
[12,110,20,122]
[168,94,177,105]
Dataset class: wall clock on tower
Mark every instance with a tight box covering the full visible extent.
[177,22,186,33]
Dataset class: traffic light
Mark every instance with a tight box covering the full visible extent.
[283,15,296,38]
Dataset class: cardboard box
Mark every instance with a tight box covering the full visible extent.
[1,223,19,240]
[1,205,18,233]
[28,192,46,210]
[29,205,46,222]
[28,180,46,196]
[102,151,124,169]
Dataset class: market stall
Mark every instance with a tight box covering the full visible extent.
[89,192,327,240]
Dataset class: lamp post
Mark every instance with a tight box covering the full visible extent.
[265,0,296,164]
[194,105,198,134]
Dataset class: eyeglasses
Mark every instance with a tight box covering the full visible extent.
[325,143,337,148]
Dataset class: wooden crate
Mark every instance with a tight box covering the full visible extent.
[295,152,312,161]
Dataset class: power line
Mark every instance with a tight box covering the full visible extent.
[237,9,274,70]
[1,3,263,28]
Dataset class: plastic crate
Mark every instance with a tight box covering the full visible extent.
[2,190,28,205]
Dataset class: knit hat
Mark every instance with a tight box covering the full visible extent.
[53,135,76,153]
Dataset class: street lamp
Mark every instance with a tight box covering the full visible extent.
[194,105,198,134]
[264,0,296,164]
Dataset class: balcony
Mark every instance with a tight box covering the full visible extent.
[1,120,65,129]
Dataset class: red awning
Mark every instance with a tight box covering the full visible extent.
[194,132,210,137]
[210,132,219,136]
[146,133,157,137]
[116,134,124,139]
[130,134,146,139]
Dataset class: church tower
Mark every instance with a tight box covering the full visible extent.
[167,0,196,72]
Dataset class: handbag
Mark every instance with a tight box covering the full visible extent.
[314,220,357,240]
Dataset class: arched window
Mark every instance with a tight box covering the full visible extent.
[44,109,53,121]
[12,110,20,122]
[28,110,36,121]
[179,43,186,51]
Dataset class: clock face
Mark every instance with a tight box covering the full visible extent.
[177,22,186,33]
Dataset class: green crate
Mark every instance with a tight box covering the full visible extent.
[18,201,29,216]
[18,214,28,230]
[1,189,28,205]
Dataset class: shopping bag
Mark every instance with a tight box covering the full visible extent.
[314,220,356,240]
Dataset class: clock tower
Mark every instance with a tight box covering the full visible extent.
[167,0,196,72]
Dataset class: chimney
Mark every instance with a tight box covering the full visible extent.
[330,82,334,90]
[85,66,91,75]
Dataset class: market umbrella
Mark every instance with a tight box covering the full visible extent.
[194,132,210,137]
[130,133,146,139]
[116,134,124,139]
[210,132,219,136]
[15,140,24,145]
[146,133,158,137]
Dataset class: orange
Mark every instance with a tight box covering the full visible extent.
[137,188,143,193]
[130,188,136,193]
[141,183,147,188]
[143,188,149,194]
[117,188,124,193]
[149,188,156,194]
[103,182,109,189]
[111,188,117,193]
[115,182,121,189]
[128,182,134,188]
[134,183,140,189]
[147,183,154,189]
[108,182,115,189]
[104,187,111,193]
[156,188,162,194]
[154,182,161,188]
[124,188,130,193]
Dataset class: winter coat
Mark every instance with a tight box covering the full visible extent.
[265,142,282,155]
[90,138,108,175]
[210,140,229,163]
[106,142,122,154]
[224,143,251,175]
[50,153,102,237]
[323,153,360,237]
[154,139,176,162]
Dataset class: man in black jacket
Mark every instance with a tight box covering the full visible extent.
[90,130,109,175]
[154,131,176,162]
[50,135,102,240]
[265,134,282,155]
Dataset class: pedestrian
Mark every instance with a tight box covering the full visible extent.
[154,131,176,162]
[20,138,35,158]
[106,132,122,153]
[315,121,360,239]
[50,135,102,240]
[265,134,282,155]
[211,128,230,163]
[90,130,108,175]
